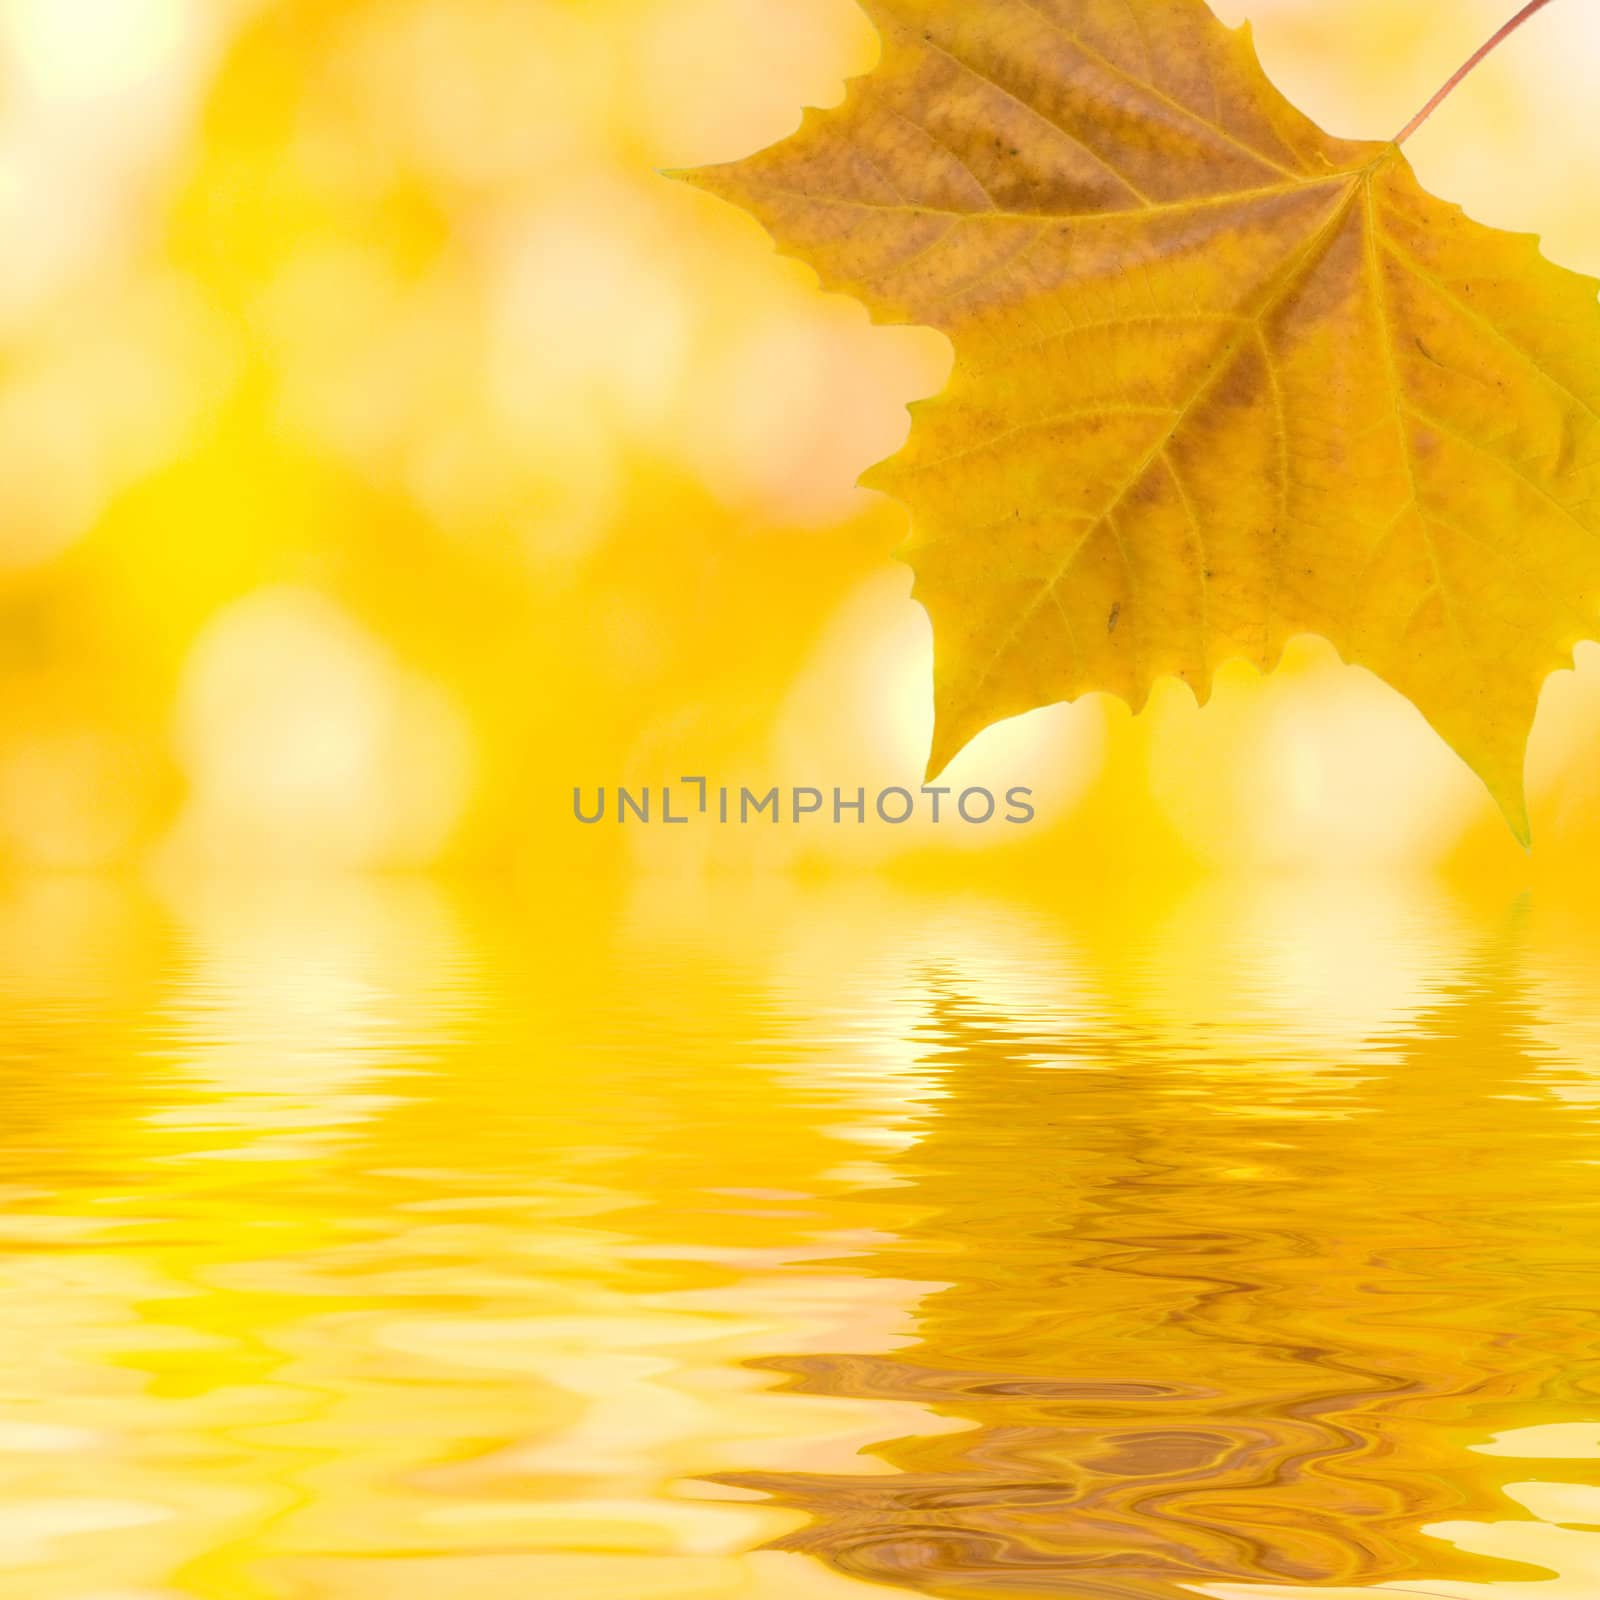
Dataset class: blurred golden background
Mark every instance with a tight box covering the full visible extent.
[8,11,1600,1597]
[3,0,1600,881]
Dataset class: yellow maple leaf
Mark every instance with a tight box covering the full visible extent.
[682,0,1600,843]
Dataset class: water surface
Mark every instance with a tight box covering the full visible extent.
[2,875,1599,1599]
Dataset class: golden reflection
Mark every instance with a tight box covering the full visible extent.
[0,877,1597,1596]
[672,882,1600,1598]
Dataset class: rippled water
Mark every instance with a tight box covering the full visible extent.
[4,874,1600,1598]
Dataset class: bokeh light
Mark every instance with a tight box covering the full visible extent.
[0,0,1597,884]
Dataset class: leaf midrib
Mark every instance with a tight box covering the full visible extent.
[935,162,1382,735]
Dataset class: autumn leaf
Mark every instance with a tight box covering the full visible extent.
[681,0,1600,842]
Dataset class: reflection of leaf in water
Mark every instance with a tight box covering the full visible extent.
[720,932,1600,1597]
[1201,1436,1600,1597]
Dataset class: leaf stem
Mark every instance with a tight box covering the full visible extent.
[1395,0,1558,144]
